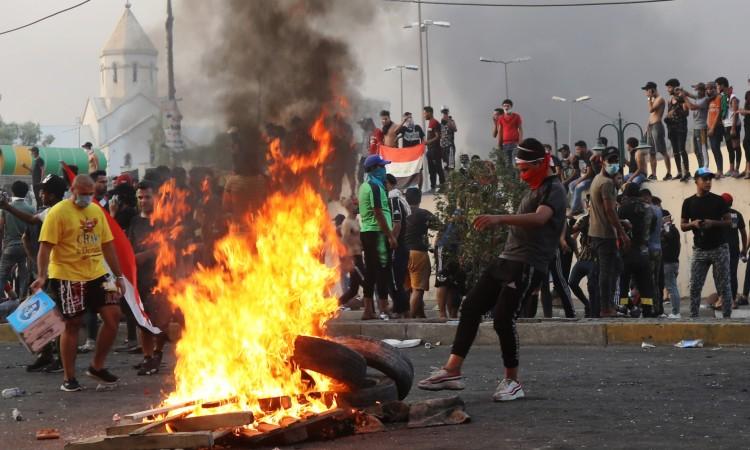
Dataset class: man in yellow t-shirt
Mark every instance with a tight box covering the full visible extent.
[31,175,126,392]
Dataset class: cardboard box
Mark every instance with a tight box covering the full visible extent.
[7,291,64,353]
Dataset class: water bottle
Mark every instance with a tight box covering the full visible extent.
[1,388,25,399]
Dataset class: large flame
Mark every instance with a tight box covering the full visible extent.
[153,113,342,424]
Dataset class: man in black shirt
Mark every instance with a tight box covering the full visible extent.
[680,168,733,318]
[403,187,438,318]
[398,112,425,148]
[24,146,45,206]
[720,193,746,309]
[386,174,411,317]
[127,181,170,375]
[418,138,566,403]
[439,107,457,172]
[617,184,655,317]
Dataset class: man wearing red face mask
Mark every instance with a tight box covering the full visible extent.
[418,138,567,402]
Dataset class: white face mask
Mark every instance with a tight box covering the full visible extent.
[503,106,512,114]
[74,194,93,208]
[405,118,414,127]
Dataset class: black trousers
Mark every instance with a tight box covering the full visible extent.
[591,237,622,317]
[529,249,576,318]
[709,126,725,173]
[391,246,410,314]
[338,254,365,305]
[668,128,689,176]
[426,150,445,189]
[619,250,655,317]
[360,231,392,300]
[451,259,544,369]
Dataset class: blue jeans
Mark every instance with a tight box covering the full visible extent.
[0,244,29,299]
[663,262,680,315]
[569,178,592,213]
[502,143,517,167]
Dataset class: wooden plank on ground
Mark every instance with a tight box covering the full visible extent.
[129,409,193,435]
[63,431,213,450]
[170,411,254,432]
[106,423,163,436]
[123,397,238,421]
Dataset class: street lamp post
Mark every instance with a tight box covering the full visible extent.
[479,56,531,100]
[384,65,419,118]
[552,95,591,148]
[598,112,645,166]
[545,119,558,156]
[404,19,450,107]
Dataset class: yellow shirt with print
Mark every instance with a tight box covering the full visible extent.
[39,199,114,282]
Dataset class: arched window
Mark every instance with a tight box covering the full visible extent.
[132,62,138,82]
[124,153,132,168]
[112,62,118,83]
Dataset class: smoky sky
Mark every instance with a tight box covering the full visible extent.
[364,0,749,156]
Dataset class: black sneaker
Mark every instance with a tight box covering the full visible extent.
[60,378,82,392]
[663,174,673,181]
[647,174,657,181]
[137,357,159,376]
[133,357,149,370]
[86,366,119,384]
[43,359,64,373]
[26,354,54,373]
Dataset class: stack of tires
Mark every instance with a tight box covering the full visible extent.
[293,335,414,408]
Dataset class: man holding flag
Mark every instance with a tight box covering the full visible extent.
[31,175,126,392]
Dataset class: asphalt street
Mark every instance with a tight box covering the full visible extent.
[0,340,748,449]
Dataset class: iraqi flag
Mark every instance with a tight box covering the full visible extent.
[379,143,425,190]
[60,162,161,334]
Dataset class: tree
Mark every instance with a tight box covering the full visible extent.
[0,118,18,145]
[41,134,56,147]
[434,148,527,291]
[18,122,42,146]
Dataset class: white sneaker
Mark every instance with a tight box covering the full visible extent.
[78,338,96,353]
[667,313,681,319]
[492,378,525,402]
[417,367,465,391]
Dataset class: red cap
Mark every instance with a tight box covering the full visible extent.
[721,193,733,204]
[115,174,133,186]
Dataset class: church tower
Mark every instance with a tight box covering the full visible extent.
[99,3,158,103]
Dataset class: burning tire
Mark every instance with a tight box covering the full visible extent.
[338,375,399,408]
[332,335,414,400]
[292,335,368,388]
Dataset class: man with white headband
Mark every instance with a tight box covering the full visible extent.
[418,137,566,402]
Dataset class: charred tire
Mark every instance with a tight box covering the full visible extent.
[333,335,414,400]
[338,376,399,408]
[292,335,368,389]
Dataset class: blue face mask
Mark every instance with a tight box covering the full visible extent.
[369,166,387,184]
[74,194,93,208]
[605,163,620,176]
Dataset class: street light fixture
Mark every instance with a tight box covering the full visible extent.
[384,65,419,118]
[404,19,451,107]
[552,95,592,148]
[479,56,531,100]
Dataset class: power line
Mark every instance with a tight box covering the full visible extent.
[384,0,674,7]
[0,0,92,37]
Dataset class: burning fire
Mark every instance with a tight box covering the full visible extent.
[153,113,342,425]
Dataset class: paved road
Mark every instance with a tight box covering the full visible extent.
[0,341,748,449]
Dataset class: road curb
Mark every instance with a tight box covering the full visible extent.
[327,320,750,346]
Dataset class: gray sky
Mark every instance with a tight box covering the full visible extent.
[1,0,748,152]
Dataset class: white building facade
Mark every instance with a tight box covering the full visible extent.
[80,4,160,175]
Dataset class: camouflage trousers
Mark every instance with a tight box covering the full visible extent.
[689,244,732,318]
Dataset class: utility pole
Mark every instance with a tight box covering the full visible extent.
[417,0,425,114]
[163,0,184,159]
